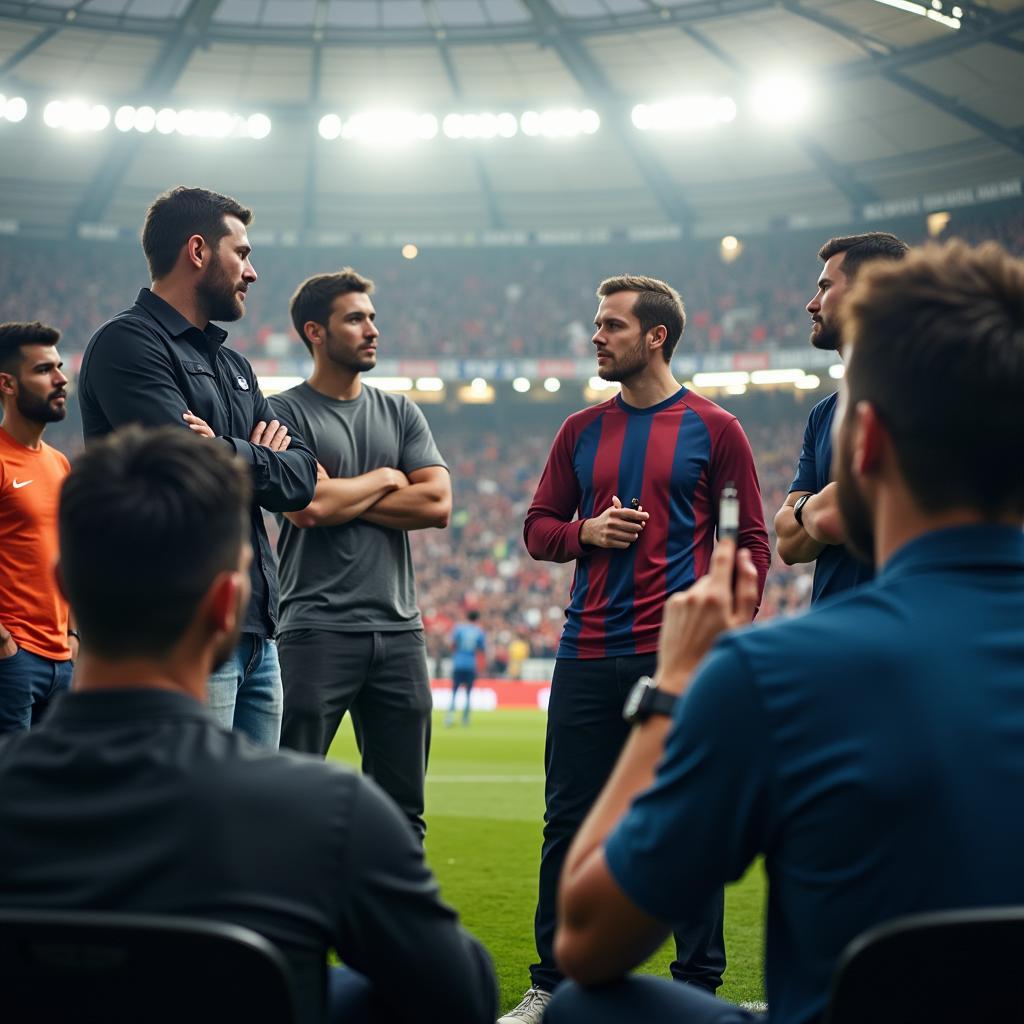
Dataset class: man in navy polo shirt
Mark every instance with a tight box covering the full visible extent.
[775,232,908,604]
[549,239,1024,1024]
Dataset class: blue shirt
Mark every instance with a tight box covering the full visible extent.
[789,392,874,603]
[451,623,485,672]
[606,525,1024,1024]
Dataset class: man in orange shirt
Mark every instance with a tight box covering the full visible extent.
[0,322,75,732]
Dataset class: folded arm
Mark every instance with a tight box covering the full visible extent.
[359,465,451,531]
[284,466,408,529]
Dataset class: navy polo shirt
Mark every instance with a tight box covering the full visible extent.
[789,391,874,603]
[606,525,1024,1024]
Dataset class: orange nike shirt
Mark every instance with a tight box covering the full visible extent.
[0,425,71,660]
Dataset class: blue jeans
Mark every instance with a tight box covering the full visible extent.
[0,647,73,733]
[547,976,756,1024]
[207,633,283,748]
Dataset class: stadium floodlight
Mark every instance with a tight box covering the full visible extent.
[1,96,27,123]
[176,108,197,136]
[869,0,960,29]
[497,112,518,138]
[339,111,437,144]
[795,374,821,390]
[520,108,599,139]
[134,105,156,133]
[259,375,305,396]
[750,368,806,385]
[543,377,561,392]
[750,75,811,124]
[829,364,845,379]
[246,113,271,139]
[155,107,176,134]
[43,100,65,128]
[725,384,748,395]
[43,99,111,132]
[631,96,736,132]
[114,105,135,131]
[512,377,531,393]
[415,377,444,392]
[365,377,414,391]
[318,113,342,140]
[402,243,419,260]
[588,376,619,391]
[469,377,490,397]
[692,371,750,388]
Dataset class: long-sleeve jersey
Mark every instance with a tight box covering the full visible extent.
[524,388,771,659]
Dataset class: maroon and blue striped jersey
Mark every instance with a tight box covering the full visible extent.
[524,388,771,659]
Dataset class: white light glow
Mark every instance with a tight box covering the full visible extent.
[134,105,156,133]
[3,96,27,123]
[469,377,490,397]
[520,108,599,139]
[246,112,271,139]
[721,235,739,251]
[795,375,821,390]
[260,376,305,395]
[115,105,135,131]
[155,107,177,134]
[512,377,531,393]
[319,113,341,140]
[750,368,806,385]
[543,377,561,392]
[829,364,845,379]
[751,75,811,124]
[725,384,748,395]
[870,0,959,28]
[692,371,750,388]
[416,377,444,392]
[365,377,414,392]
[401,243,419,260]
[588,376,621,391]
[43,100,66,128]
[631,95,736,132]
[340,111,437,144]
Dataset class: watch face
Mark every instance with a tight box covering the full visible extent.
[623,677,653,723]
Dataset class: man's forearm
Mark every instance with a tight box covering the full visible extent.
[775,498,826,565]
[361,481,451,530]
[285,469,399,528]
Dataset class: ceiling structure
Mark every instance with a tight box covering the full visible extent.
[0,0,1022,238]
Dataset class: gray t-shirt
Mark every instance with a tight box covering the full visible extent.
[269,382,447,633]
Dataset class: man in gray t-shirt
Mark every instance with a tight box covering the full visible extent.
[269,268,450,838]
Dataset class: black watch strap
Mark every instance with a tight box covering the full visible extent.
[792,493,812,527]
[624,676,678,725]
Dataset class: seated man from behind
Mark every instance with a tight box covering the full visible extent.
[0,426,497,1024]
[550,240,1024,1024]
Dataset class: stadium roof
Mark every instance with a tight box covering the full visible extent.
[0,0,1022,237]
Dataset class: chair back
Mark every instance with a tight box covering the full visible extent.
[0,909,298,1023]
[826,906,1024,1023]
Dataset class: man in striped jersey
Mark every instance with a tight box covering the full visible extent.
[500,275,771,1024]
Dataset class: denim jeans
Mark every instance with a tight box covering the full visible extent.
[0,647,73,733]
[207,633,283,748]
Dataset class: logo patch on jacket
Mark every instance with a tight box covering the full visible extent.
[236,376,250,391]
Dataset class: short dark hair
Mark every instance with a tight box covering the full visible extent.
[467,610,480,622]
[843,240,1024,517]
[818,232,910,280]
[290,268,375,355]
[0,321,60,374]
[142,186,253,280]
[597,275,686,362]
[59,426,251,659]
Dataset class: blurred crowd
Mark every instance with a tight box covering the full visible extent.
[4,202,1023,364]
[9,200,1023,676]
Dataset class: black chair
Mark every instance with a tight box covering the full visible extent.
[0,909,299,1023]
[825,906,1024,1023]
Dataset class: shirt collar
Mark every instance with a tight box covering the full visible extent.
[135,288,228,348]
[615,386,688,416]
[42,688,217,729]
[879,524,1024,584]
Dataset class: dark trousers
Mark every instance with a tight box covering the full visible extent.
[546,976,756,1024]
[0,648,73,733]
[530,654,726,994]
[277,628,433,838]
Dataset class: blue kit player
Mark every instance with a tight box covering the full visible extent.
[446,610,486,727]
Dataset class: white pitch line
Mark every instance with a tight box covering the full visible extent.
[427,774,545,783]
[740,1001,768,1014]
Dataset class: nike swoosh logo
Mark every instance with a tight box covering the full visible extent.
[12,480,32,489]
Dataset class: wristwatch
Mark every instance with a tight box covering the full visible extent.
[792,493,812,528]
[623,676,678,725]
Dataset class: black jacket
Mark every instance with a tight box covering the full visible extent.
[79,288,316,635]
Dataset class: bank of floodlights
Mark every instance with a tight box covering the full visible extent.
[631,96,736,131]
[871,0,961,30]
[42,100,271,138]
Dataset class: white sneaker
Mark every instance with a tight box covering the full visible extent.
[497,987,552,1024]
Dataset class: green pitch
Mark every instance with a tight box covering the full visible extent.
[328,709,766,1014]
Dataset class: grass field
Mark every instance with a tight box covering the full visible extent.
[328,708,767,1015]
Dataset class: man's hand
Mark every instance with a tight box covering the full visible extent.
[802,482,846,546]
[0,633,18,659]
[655,539,759,694]
[580,496,649,549]
[249,419,291,452]
[182,410,215,438]
[69,635,79,661]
